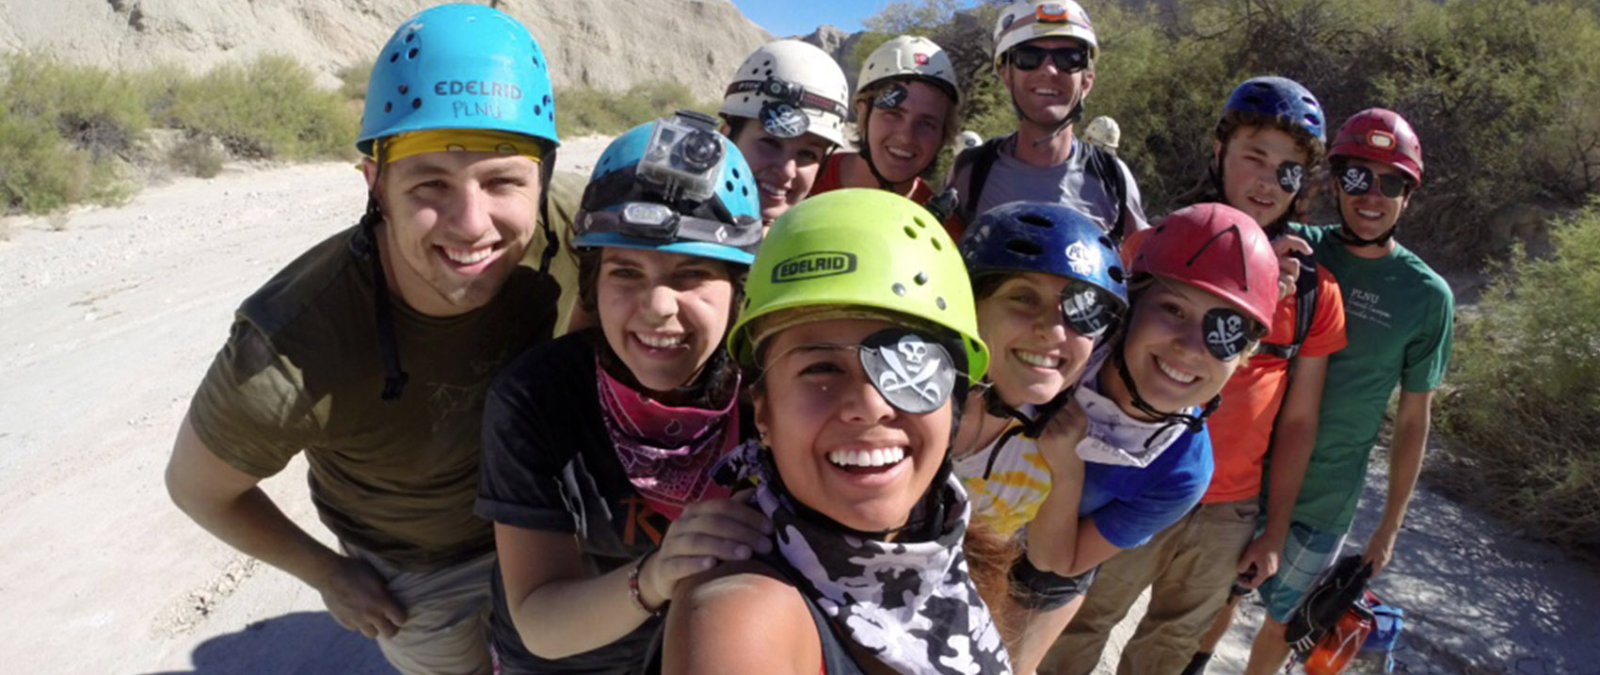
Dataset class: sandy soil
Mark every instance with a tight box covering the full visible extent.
[0,134,1591,674]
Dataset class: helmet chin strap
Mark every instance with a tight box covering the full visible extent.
[976,383,1076,480]
[1111,343,1217,434]
[1334,199,1398,247]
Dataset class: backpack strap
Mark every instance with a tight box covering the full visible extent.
[952,136,1007,229]
[1081,142,1130,243]
[1255,253,1319,360]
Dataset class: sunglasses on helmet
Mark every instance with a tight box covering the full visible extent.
[1337,164,1409,199]
[1006,44,1090,73]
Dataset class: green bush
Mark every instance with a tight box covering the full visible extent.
[1,53,150,160]
[556,82,716,137]
[168,135,227,179]
[156,56,357,161]
[1436,202,1600,554]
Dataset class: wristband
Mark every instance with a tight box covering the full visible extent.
[628,550,665,616]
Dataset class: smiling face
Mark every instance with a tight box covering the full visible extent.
[861,80,953,184]
[976,273,1096,408]
[595,247,736,393]
[1001,37,1095,129]
[727,122,835,223]
[1335,156,1412,245]
[754,317,952,534]
[1218,125,1308,226]
[369,150,542,317]
[1112,279,1247,416]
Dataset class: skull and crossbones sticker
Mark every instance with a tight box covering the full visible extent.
[858,329,957,414]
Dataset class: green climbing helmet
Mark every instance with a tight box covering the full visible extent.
[729,188,989,382]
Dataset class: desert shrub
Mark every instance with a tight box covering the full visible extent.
[1436,202,1600,554]
[168,135,227,178]
[0,53,150,159]
[156,56,357,161]
[0,87,131,213]
[556,82,715,137]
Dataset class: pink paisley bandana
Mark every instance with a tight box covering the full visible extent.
[596,359,739,520]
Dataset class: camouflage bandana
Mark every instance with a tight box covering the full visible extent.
[718,440,1014,675]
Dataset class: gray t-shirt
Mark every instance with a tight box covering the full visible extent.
[949,134,1149,240]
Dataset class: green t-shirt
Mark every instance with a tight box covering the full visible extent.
[1287,225,1455,532]
[189,226,560,570]
[524,170,586,335]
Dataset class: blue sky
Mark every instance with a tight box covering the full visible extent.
[732,1,980,38]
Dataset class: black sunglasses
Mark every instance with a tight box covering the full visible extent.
[1007,44,1090,73]
[1337,164,1409,199]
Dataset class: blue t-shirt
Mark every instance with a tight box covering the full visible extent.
[1079,426,1214,550]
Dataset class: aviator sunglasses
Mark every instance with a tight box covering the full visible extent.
[1006,44,1090,73]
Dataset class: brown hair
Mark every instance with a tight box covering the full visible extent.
[851,77,963,159]
[963,518,1023,650]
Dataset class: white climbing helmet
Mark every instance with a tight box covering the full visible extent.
[958,130,983,150]
[720,39,850,147]
[1083,116,1120,150]
[993,0,1100,69]
[857,35,960,104]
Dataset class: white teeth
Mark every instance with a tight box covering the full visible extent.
[444,247,492,264]
[759,182,787,198]
[1357,209,1382,219]
[637,333,686,349]
[1156,357,1198,384]
[827,447,906,468]
[886,147,914,160]
[1015,350,1062,369]
[1250,196,1274,207]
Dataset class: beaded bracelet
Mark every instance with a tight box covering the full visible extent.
[628,550,664,616]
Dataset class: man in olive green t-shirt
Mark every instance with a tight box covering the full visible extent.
[163,7,564,674]
[1243,109,1454,675]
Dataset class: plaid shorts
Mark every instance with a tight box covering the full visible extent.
[1257,521,1347,623]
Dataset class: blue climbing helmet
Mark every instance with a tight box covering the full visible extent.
[1219,76,1326,147]
[357,4,559,156]
[576,111,763,265]
[960,201,1129,339]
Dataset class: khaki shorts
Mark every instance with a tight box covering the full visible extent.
[346,544,496,675]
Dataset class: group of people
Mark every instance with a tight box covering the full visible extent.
[162,1,1454,674]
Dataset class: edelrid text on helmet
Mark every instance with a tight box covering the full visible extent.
[730,189,989,382]
[357,4,559,156]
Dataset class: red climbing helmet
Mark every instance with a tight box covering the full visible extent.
[1131,203,1279,328]
[1329,108,1423,187]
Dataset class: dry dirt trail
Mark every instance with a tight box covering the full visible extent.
[0,135,1593,674]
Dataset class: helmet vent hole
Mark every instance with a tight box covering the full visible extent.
[741,186,749,197]
[405,33,416,43]
[384,101,393,113]
[931,239,943,251]
[1005,240,1044,257]
[725,180,735,192]
[1098,235,1113,248]
[936,297,947,310]
[914,272,929,285]
[903,225,919,239]
[1109,266,1125,283]
[544,94,553,106]
[398,84,408,95]
[534,105,542,116]
[913,216,930,229]
[764,68,773,77]
[408,47,419,60]
[1018,214,1052,229]
[412,98,423,109]
[892,282,908,297]
[389,52,399,63]
[732,167,742,179]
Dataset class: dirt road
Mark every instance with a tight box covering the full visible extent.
[0,136,1591,673]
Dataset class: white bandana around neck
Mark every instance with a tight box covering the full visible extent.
[1073,348,1196,468]
[718,440,1014,675]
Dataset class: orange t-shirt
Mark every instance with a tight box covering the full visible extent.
[809,152,935,204]
[1119,227,1348,504]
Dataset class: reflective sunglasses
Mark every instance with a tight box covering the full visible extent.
[1006,44,1090,73]
[1337,164,1409,199]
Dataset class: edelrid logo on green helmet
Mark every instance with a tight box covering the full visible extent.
[771,251,857,283]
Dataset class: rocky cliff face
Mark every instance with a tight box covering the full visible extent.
[0,0,771,99]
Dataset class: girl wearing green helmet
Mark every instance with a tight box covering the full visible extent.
[660,189,1012,674]
[477,114,772,673]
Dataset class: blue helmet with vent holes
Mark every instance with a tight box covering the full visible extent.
[1222,76,1325,145]
[961,201,1129,337]
[576,112,762,265]
[357,4,559,155]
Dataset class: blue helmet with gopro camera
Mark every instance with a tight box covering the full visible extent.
[576,111,763,265]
